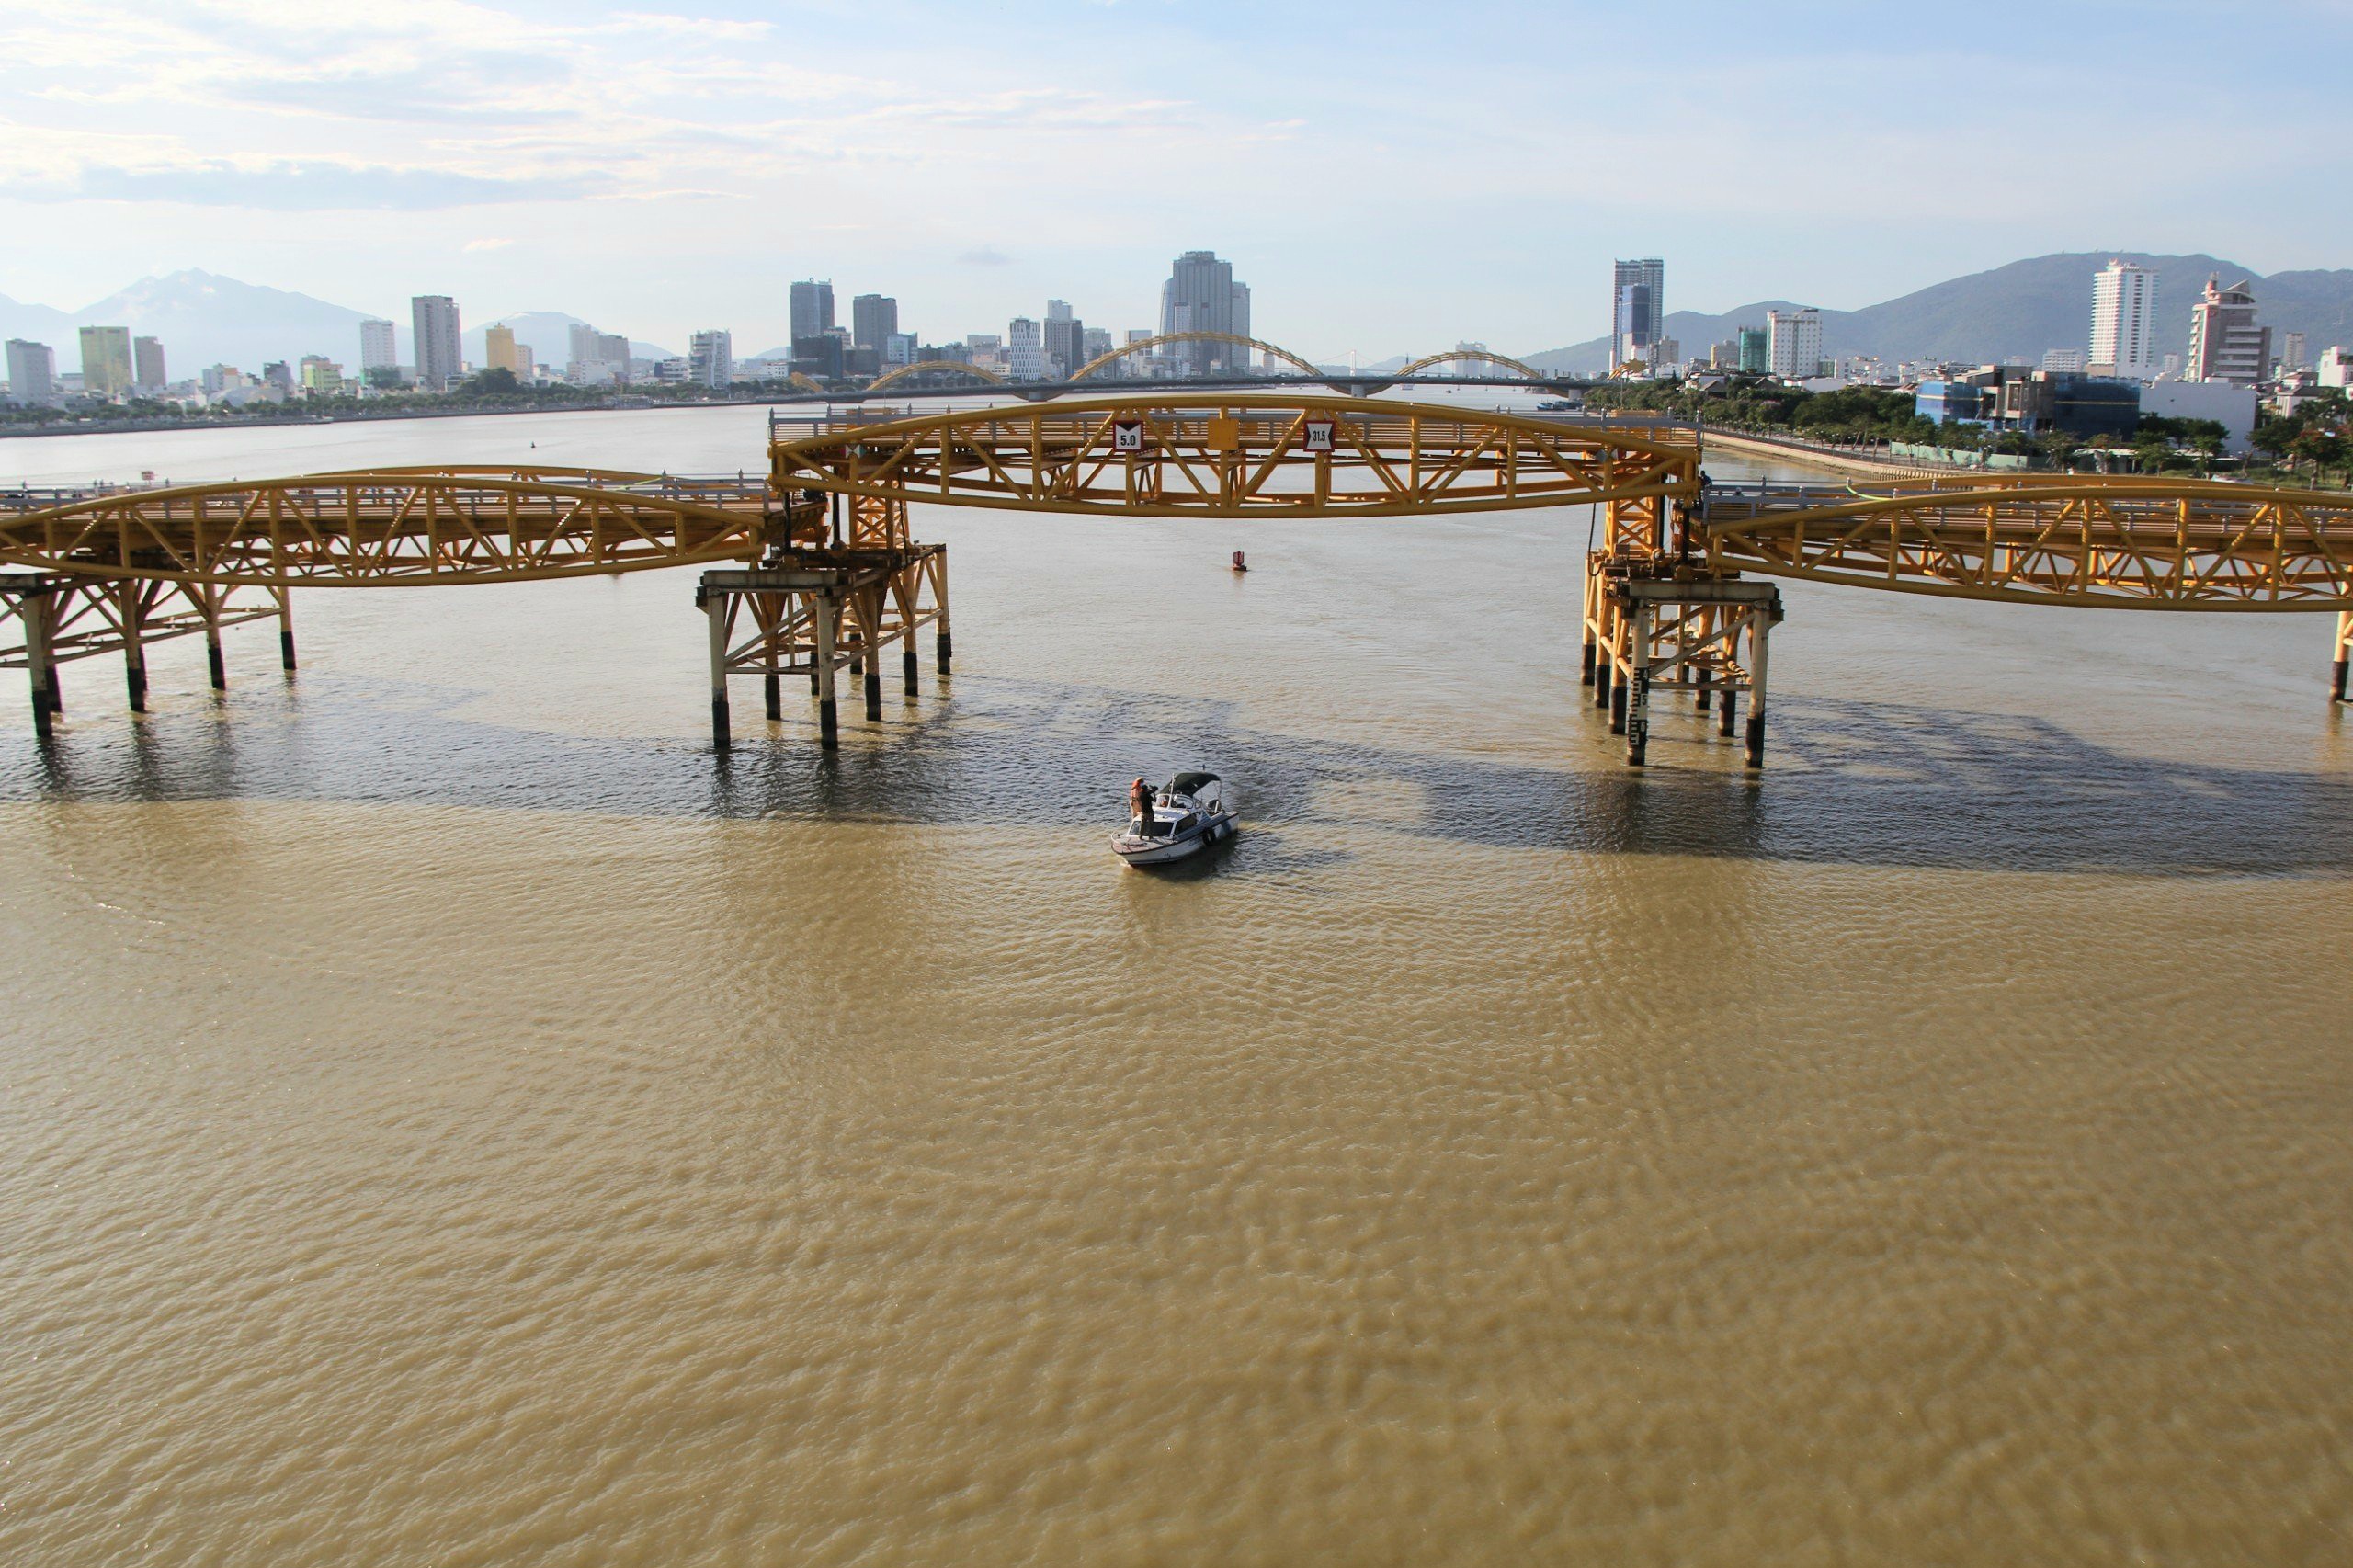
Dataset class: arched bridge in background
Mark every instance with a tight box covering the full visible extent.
[6,393,2351,765]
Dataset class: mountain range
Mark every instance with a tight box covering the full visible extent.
[6,255,2353,382]
[1519,253,2353,374]
[0,271,671,375]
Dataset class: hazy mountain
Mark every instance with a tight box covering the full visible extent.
[1521,252,2353,373]
[0,273,675,378]
[0,291,77,349]
[69,270,381,375]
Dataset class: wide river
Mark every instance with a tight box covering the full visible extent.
[3,401,2348,1564]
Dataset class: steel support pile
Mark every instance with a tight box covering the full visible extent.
[1582,556,1782,768]
[696,543,949,751]
[2,572,293,739]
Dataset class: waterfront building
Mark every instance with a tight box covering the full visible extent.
[1766,308,1822,379]
[300,356,344,395]
[884,332,917,368]
[357,320,395,375]
[2087,259,2158,380]
[79,325,132,399]
[263,360,295,392]
[411,295,461,392]
[790,280,835,344]
[2318,346,2353,388]
[790,334,843,380]
[2042,348,2087,374]
[1612,258,1664,366]
[851,294,898,351]
[5,338,55,403]
[1083,327,1112,365]
[2141,379,2258,452]
[199,363,246,395]
[1006,317,1047,381]
[1043,301,1086,380]
[2185,276,2269,387]
[688,330,733,389]
[1915,366,2139,440]
[1159,251,1249,374]
[483,324,522,377]
[133,335,166,393]
[2281,331,2307,371]
[1736,326,1768,374]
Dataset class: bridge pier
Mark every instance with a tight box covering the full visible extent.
[696,543,946,753]
[2335,611,2350,702]
[119,582,149,713]
[1587,558,1782,770]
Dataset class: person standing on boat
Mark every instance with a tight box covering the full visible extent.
[1130,777,1154,833]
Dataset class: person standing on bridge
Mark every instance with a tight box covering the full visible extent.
[1131,777,1154,833]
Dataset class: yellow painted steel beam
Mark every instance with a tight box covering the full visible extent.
[1702,480,2353,608]
[769,392,1701,521]
[0,471,792,587]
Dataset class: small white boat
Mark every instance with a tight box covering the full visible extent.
[1113,771,1238,868]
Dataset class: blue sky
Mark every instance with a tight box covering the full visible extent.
[1,0,2346,358]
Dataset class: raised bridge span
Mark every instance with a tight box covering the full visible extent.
[4,392,2350,765]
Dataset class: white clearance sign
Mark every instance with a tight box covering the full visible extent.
[1303,419,1336,452]
[1114,418,1145,452]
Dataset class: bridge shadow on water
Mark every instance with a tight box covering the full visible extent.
[4,675,2350,879]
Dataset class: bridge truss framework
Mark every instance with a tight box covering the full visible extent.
[4,396,2351,767]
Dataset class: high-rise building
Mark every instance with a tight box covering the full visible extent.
[2087,260,2158,380]
[2041,348,2087,374]
[851,294,898,351]
[6,339,56,403]
[132,335,166,392]
[594,333,630,376]
[359,318,398,372]
[1159,251,1249,374]
[883,332,917,368]
[1766,308,1823,379]
[567,322,597,369]
[1082,327,1112,365]
[2281,331,2307,371]
[79,325,133,399]
[688,329,733,389]
[790,280,835,345]
[299,356,344,394]
[1611,259,1665,366]
[2186,275,2270,387]
[411,295,461,391]
[1736,327,1768,374]
[483,324,522,376]
[1006,317,1047,381]
[1042,302,1086,379]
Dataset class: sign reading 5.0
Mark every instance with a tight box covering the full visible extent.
[1113,418,1145,452]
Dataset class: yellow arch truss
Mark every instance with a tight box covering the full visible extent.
[1392,348,1550,380]
[0,465,795,587]
[865,359,1010,392]
[1703,475,2353,608]
[772,392,1696,521]
[1067,332,1324,382]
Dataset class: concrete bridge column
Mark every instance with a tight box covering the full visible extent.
[2334,611,2350,702]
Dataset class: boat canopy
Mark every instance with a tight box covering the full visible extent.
[1168,770,1220,797]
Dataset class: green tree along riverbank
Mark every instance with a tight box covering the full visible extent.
[1583,376,2251,477]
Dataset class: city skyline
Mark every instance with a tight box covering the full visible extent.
[1,2,2347,361]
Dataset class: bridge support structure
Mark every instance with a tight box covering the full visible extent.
[695,543,948,752]
[1583,556,1782,768]
[2,572,292,735]
[2336,611,2350,703]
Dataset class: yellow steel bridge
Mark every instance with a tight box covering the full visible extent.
[4,393,2349,762]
